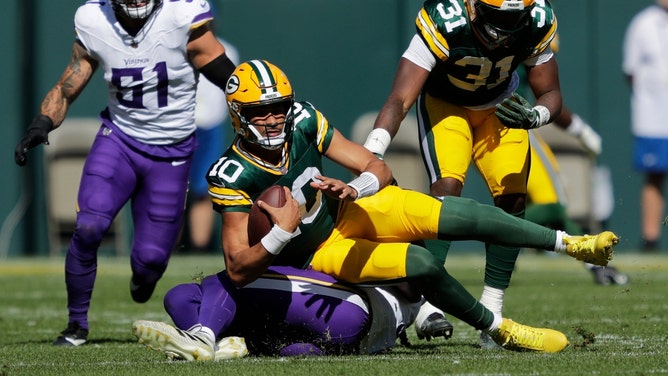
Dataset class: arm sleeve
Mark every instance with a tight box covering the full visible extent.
[198,53,236,90]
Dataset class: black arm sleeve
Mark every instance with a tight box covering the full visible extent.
[199,53,236,90]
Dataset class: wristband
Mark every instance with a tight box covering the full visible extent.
[363,128,392,157]
[532,105,551,127]
[347,171,380,200]
[29,114,54,133]
[261,224,293,255]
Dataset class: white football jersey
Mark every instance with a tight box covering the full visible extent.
[74,0,214,144]
[623,5,668,138]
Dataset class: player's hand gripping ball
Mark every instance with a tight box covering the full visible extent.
[248,185,287,246]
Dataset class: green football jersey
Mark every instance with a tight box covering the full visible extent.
[206,100,340,268]
[416,0,557,106]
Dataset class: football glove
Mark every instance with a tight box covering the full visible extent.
[15,115,53,166]
[566,114,602,156]
[495,93,550,130]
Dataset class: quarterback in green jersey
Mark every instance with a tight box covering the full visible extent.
[205,59,620,352]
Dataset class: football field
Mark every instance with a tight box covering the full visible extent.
[0,251,666,376]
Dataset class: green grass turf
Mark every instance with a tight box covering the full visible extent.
[0,251,666,376]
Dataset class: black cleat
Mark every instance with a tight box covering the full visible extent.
[53,322,88,346]
[591,266,629,286]
[130,276,157,303]
[415,312,454,341]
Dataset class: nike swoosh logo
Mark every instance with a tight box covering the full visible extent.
[171,160,186,166]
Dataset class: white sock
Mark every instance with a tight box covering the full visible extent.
[418,300,443,317]
[485,313,504,333]
[479,285,504,316]
[554,230,567,253]
[189,324,216,347]
[415,300,445,331]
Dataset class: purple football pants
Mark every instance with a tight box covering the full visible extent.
[65,124,193,330]
[164,266,370,356]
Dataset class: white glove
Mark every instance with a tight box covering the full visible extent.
[566,114,601,156]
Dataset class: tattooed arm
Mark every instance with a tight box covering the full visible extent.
[14,41,99,166]
[42,41,98,129]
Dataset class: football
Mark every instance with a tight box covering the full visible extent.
[248,185,287,246]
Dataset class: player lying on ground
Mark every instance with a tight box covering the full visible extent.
[133,266,423,360]
[131,59,620,360]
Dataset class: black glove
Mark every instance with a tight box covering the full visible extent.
[495,93,547,130]
[15,115,54,166]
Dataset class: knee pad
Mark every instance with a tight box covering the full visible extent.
[72,211,114,248]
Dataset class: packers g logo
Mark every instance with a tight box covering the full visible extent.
[226,75,240,95]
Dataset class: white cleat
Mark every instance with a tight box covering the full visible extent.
[215,336,249,360]
[132,320,215,361]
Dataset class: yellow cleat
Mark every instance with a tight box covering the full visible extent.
[563,231,619,266]
[490,318,569,353]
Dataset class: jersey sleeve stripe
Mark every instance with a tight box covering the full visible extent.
[245,277,369,313]
[532,18,558,56]
[190,12,214,30]
[315,111,328,153]
[416,8,450,61]
[208,186,252,207]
